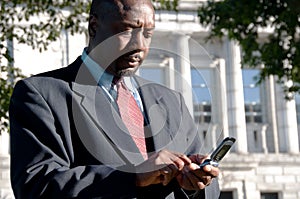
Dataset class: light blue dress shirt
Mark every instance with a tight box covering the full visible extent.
[81,48,144,113]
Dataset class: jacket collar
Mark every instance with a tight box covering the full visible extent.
[70,60,170,165]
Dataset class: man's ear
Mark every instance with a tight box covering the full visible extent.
[88,15,98,38]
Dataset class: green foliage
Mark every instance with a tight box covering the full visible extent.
[0,0,91,134]
[198,0,300,97]
[0,65,25,133]
[153,0,179,11]
[0,0,178,134]
[1,0,90,53]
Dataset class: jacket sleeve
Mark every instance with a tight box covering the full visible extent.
[9,79,137,198]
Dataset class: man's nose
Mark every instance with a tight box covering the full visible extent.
[130,29,149,51]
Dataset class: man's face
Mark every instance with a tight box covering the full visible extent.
[89,0,155,77]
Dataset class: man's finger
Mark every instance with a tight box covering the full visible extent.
[171,153,191,170]
[202,165,219,177]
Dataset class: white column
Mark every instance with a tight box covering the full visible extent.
[225,40,248,153]
[261,124,268,154]
[211,59,229,139]
[171,33,194,115]
[166,57,175,90]
[216,59,229,137]
[275,81,299,154]
[0,132,10,155]
[264,75,279,153]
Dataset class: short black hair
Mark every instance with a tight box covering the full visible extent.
[89,0,121,21]
[89,0,154,22]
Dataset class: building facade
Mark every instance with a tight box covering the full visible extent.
[1,1,300,198]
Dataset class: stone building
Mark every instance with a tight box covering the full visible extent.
[1,1,300,198]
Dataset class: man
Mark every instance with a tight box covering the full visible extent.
[9,0,220,198]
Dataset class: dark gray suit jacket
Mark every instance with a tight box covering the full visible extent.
[9,57,220,198]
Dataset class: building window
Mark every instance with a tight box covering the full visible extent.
[245,103,262,123]
[242,69,262,123]
[191,68,211,124]
[219,191,234,199]
[261,192,279,199]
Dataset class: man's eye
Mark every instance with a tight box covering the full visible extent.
[144,31,153,39]
[121,29,132,36]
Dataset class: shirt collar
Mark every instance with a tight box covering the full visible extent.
[81,48,114,90]
[81,48,137,93]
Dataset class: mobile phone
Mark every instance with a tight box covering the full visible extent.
[200,137,236,168]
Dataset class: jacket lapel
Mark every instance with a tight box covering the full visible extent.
[71,64,145,166]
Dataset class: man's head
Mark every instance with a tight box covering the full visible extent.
[87,0,155,77]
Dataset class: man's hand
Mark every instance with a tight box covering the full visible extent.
[176,154,220,190]
[135,150,191,187]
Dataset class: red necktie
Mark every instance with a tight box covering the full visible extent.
[116,80,147,159]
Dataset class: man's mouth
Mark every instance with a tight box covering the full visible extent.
[114,53,143,76]
[122,54,142,67]
[124,54,141,63]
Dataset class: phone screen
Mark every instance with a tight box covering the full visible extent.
[210,137,236,162]
[200,137,236,168]
[212,144,231,161]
